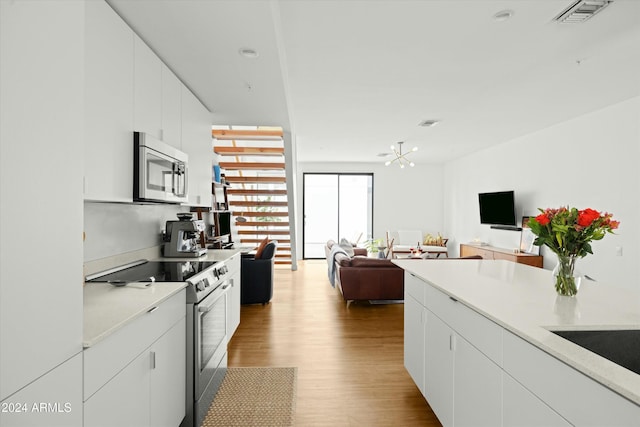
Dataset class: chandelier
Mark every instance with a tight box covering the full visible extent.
[384,141,418,168]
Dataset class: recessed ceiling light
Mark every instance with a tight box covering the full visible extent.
[493,10,514,22]
[238,48,259,58]
[377,152,391,157]
[418,119,440,127]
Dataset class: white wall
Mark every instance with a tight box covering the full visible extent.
[84,202,186,261]
[444,96,640,290]
[296,162,444,255]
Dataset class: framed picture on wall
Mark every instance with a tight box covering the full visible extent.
[519,216,540,255]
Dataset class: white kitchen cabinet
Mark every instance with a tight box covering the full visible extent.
[149,318,187,427]
[84,349,150,427]
[453,335,501,427]
[84,290,186,427]
[161,64,183,148]
[0,354,83,427]
[0,0,83,405]
[409,272,501,427]
[503,330,640,427]
[181,86,213,207]
[404,294,425,395]
[84,0,134,202]
[226,253,241,337]
[502,372,571,427]
[134,34,163,140]
[424,310,454,427]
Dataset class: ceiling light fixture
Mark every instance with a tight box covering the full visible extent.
[418,119,440,127]
[493,10,514,22]
[238,47,259,58]
[384,141,418,169]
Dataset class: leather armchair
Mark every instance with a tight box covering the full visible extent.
[240,240,277,305]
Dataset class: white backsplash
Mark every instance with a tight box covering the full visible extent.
[83,201,188,262]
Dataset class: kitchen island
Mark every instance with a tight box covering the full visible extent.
[394,258,640,427]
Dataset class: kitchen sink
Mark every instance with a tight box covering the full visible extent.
[551,329,640,376]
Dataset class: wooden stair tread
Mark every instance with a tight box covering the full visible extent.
[237,230,290,235]
[232,211,288,217]
[219,162,285,170]
[225,176,286,184]
[227,189,288,196]
[235,221,289,227]
[231,201,288,207]
[212,129,283,140]
[213,146,284,156]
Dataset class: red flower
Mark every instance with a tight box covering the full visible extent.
[577,208,600,227]
[535,213,550,226]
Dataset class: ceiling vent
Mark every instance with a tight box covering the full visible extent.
[553,0,613,23]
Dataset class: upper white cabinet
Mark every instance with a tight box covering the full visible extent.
[1,0,83,407]
[161,64,182,148]
[181,87,213,207]
[134,35,162,140]
[84,0,134,202]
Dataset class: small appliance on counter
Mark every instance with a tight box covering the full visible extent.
[163,213,207,257]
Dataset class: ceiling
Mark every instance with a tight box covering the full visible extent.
[107,0,640,164]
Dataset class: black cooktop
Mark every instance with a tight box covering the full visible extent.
[87,261,216,283]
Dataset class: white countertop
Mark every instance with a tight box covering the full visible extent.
[393,259,640,405]
[83,248,241,348]
[83,281,186,348]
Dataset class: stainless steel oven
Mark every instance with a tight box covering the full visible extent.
[134,131,188,204]
[193,279,228,406]
[184,262,231,427]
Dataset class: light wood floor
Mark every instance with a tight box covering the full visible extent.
[228,260,441,426]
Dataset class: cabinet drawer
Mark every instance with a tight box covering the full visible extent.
[84,289,185,400]
[425,284,502,365]
[503,330,640,426]
[405,272,426,305]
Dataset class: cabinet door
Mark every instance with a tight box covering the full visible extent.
[134,35,162,139]
[453,336,502,427]
[227,271,241,337]
[84,0,134,202]
[181,87,212,207]
[149,318,186,427]
[424,311,454,427]
[503,373,571,427]
[84,350,151,427]
[161,64,182,148]
[0,354,82,427]
[0,0,83,400]
[404,294,425,395]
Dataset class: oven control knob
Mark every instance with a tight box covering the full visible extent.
[213,269,219,279]
[203,278,210,288]
[196,281,205,292]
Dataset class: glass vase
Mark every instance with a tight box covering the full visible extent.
[553,254,580,297]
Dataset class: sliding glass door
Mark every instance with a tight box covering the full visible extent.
[303,173,373,259]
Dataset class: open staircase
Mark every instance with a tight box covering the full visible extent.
[212,128,293,266]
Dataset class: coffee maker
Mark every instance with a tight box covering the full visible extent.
[162,213,208,257]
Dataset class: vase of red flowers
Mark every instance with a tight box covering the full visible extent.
[528,207,619,296]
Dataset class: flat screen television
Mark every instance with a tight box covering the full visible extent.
[478,191,517,226]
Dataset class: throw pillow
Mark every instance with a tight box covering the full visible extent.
[339,238,355,257]
[255,237,269,259]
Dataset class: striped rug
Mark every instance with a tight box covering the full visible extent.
[201,367,297,427]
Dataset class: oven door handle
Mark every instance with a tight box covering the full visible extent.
[198,280,230,313]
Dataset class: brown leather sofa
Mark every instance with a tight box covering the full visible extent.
[325,240,404,303]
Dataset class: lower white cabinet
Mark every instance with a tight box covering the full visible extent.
[403,293,425,395]
[84,290,186,427]
[502,373,571,427]
[453,334,501,427]
[227,253,241,337]
[0,354,83,427]
[424,311,454,427]
[149,318,186,427]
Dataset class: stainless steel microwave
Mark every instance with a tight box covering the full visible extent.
[134,132,188,204]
